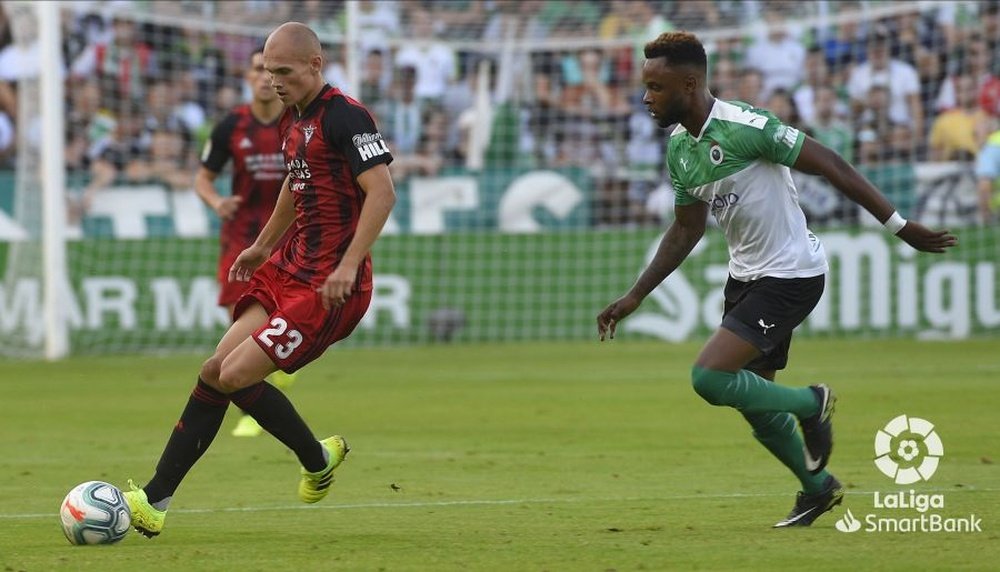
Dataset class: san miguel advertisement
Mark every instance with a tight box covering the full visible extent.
[1,167,998,354]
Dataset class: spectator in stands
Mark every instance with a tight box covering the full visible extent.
[745,10,806,98]
[322,43,348,91]
[394,7,456,101]
[983,1,1000,56]
[561,48,630,118]
[765,88,801,126]
[70,14,157,103]
[71,102,145,222]
[935,1,981,55]
[890,7,946,67]
[526,51,562,165]
[430,0,493,39]
[975,129,1000,223]
[537,0,603,38]
[793,47,831,125]
[67,79,115,159]
[915,45,948,129]
[359,48,391,108]
[556,47,630,176]
[818,9,863,67]
[357,0,401,53]
[858,122,916,219]
[712,35,746,67]
[176,27,229,112]
[736,67,764,107]
[216,0,291,26]
[808,86,854,163]
[847,26,923,138]
[172,70,208,137]
[137,78,193,159]
[389,104,447,181]
[928,73,993,162]
[124,127,191,190]
[667,0,721,29]
[936,34,998,114]
[0,4,40,83]
[624,91,665,226]
[710,57,738,101]
[856,84,894,142]
[0,3,11,52]
[374,65,423,155]
[298,0,341,38]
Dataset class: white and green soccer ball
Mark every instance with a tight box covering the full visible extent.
[59,481,131,545]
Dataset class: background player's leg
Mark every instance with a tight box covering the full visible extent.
[691,328,818,417]
[140,303,270,507]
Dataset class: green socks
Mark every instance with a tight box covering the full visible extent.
[743,411,831,494]
[691,366,828,493]
[691,366,819,418]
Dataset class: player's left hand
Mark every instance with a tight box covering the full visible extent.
[229,244,270,282]
[318,264,358,310]
[597,293,642,341]
[897,221,958,253]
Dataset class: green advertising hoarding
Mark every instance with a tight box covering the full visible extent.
[2,227,998,355]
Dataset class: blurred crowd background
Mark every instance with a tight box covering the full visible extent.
[0,0,998,228]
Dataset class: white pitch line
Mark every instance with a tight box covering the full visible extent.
[3,486,997,520]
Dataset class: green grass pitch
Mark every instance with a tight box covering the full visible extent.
[1,339,998,571]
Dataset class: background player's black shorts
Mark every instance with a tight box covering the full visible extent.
[720,274,825,372]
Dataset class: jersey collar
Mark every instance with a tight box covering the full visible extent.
[295,84,334,120]
[688,98,719,142]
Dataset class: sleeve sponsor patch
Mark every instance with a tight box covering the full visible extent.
[352,132,390,161]
[773,125,801,149]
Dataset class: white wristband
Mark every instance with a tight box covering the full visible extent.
[883,211,907,235]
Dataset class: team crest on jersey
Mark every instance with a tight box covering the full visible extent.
[709,142,724,165]
[302,125,316,145]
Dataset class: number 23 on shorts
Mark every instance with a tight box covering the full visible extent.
[257,317,304,360]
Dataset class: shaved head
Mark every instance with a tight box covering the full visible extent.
[264,22,322,62]
[262,22,325,112]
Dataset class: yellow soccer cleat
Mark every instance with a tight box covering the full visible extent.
[122,480,166,538]
[298,435,349,504]
[231,414,264,437]
[270,370,298,391]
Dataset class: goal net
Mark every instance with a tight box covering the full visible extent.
[1,0,997,358]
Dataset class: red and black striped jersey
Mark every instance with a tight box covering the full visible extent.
[274,85,393,290]
[200,104,286,255]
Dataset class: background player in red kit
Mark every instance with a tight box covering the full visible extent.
[194,47,297,438]
[123,22,396,538]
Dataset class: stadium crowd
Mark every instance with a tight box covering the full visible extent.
[0,0,997,226]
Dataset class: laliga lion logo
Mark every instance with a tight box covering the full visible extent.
[874,414,944,485]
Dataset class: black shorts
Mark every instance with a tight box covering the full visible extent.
[720,274,825,372]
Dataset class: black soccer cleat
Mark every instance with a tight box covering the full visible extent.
[773,475,844,528]
[800,384,836,475]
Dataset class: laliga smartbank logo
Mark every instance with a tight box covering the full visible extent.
[874,414,943,484]
[834,415,982,534]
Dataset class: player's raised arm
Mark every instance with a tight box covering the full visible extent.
[792,136,958,253]
[597,200,709,340]
[317,163,396,309]
[229,174,296,282]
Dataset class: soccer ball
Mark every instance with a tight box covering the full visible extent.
[59,481,131,545]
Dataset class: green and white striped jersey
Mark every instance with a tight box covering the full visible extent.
[668,99,828,281]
